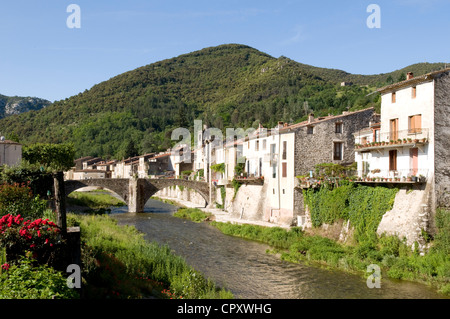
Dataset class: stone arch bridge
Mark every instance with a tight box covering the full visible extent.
[64,178,210,212]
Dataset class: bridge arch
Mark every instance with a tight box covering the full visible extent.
[141,179,210,208]
[64,178,210,213]
[64,179,130,205]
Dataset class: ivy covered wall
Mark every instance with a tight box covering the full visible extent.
[303,182,399,243]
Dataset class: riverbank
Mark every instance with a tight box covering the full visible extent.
[154,195,290,229]
[67,213,234,299]
[156,195,450,297]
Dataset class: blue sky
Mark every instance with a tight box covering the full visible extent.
[0,0,449,102]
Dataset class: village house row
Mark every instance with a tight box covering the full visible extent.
[64,69,450,226]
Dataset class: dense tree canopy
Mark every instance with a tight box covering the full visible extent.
[23,143,75,172]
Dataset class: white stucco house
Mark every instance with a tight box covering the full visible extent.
[354,69,450,210]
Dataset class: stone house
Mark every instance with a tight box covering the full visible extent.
[112,156,139,178]
[71,169,107,180]
[0,138,22,166]
[291,108,376,224]
[169,145,193,178]
[146,152,174,178]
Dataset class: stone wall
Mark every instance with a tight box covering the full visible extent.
[225,184,268,222]
[156,186,207,206]
[293,108,375,215]
[377,185,431,250]
[434,71,450,210]
[294,108,374,176]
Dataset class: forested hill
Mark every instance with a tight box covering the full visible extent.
[0,44,444,159]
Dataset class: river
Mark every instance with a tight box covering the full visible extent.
[109,198,445,299]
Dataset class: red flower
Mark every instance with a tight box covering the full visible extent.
[1,263,10,271]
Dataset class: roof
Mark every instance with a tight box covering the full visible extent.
[377,68,450,94]
[151,152,171,159]
[278,107,375,133]
[0,139,21,145]
[74,156,93,162]
[73,169,107,173]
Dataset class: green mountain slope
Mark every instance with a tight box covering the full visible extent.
[0,44,444,159]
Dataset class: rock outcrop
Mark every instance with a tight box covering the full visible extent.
[0,94,51,118]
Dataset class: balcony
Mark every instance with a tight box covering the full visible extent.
[355,129,429,152]
[355,169,429,184]
[216,179,229,186]
[296,167,428,189]
[233,176,265,185]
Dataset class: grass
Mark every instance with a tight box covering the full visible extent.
[69,213,233,299]
[173,208,212,223]
[209,209,450,297]
[151,196,186,207]
[67,191,126,210]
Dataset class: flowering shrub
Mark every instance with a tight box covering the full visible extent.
[0,214,63,264]
[0,183,47,220]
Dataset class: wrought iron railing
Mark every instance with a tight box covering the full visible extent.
[355,128,429,148]
[356,168,429,181]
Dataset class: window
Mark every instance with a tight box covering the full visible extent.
[389,150,397,171]
[408,114,422,134]
[270,144,276,165]
[333,142,343,161]
[410,148,418,176]
[255,140,259,151]
[282,162,287,177]
[335,122,343,133]
[392,92,396,103]
[282,141,287,160]
[412,86,417,99]
[373,129,380,142]
[282,189,285,194]
[361,136,368,145]
[307,126,314,134]
[262,139,266,150]
[390,118,398,141]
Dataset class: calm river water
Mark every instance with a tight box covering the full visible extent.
[110,198,446,299]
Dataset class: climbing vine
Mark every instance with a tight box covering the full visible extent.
[303,183,398,243]
[210,164,225,174]
[215,185,226,209]
[231,179,242,200]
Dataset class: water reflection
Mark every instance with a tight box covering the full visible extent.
[111,199,446,299]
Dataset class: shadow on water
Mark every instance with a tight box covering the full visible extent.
[110,198,447,299]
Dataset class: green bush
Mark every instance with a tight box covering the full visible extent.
[432,209,450,255]
[0,254,79,299]
[0,183,47,220]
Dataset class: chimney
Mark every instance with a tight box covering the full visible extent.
[407,72,414,80]
[308,113,314,123]
[277,121,284,128]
